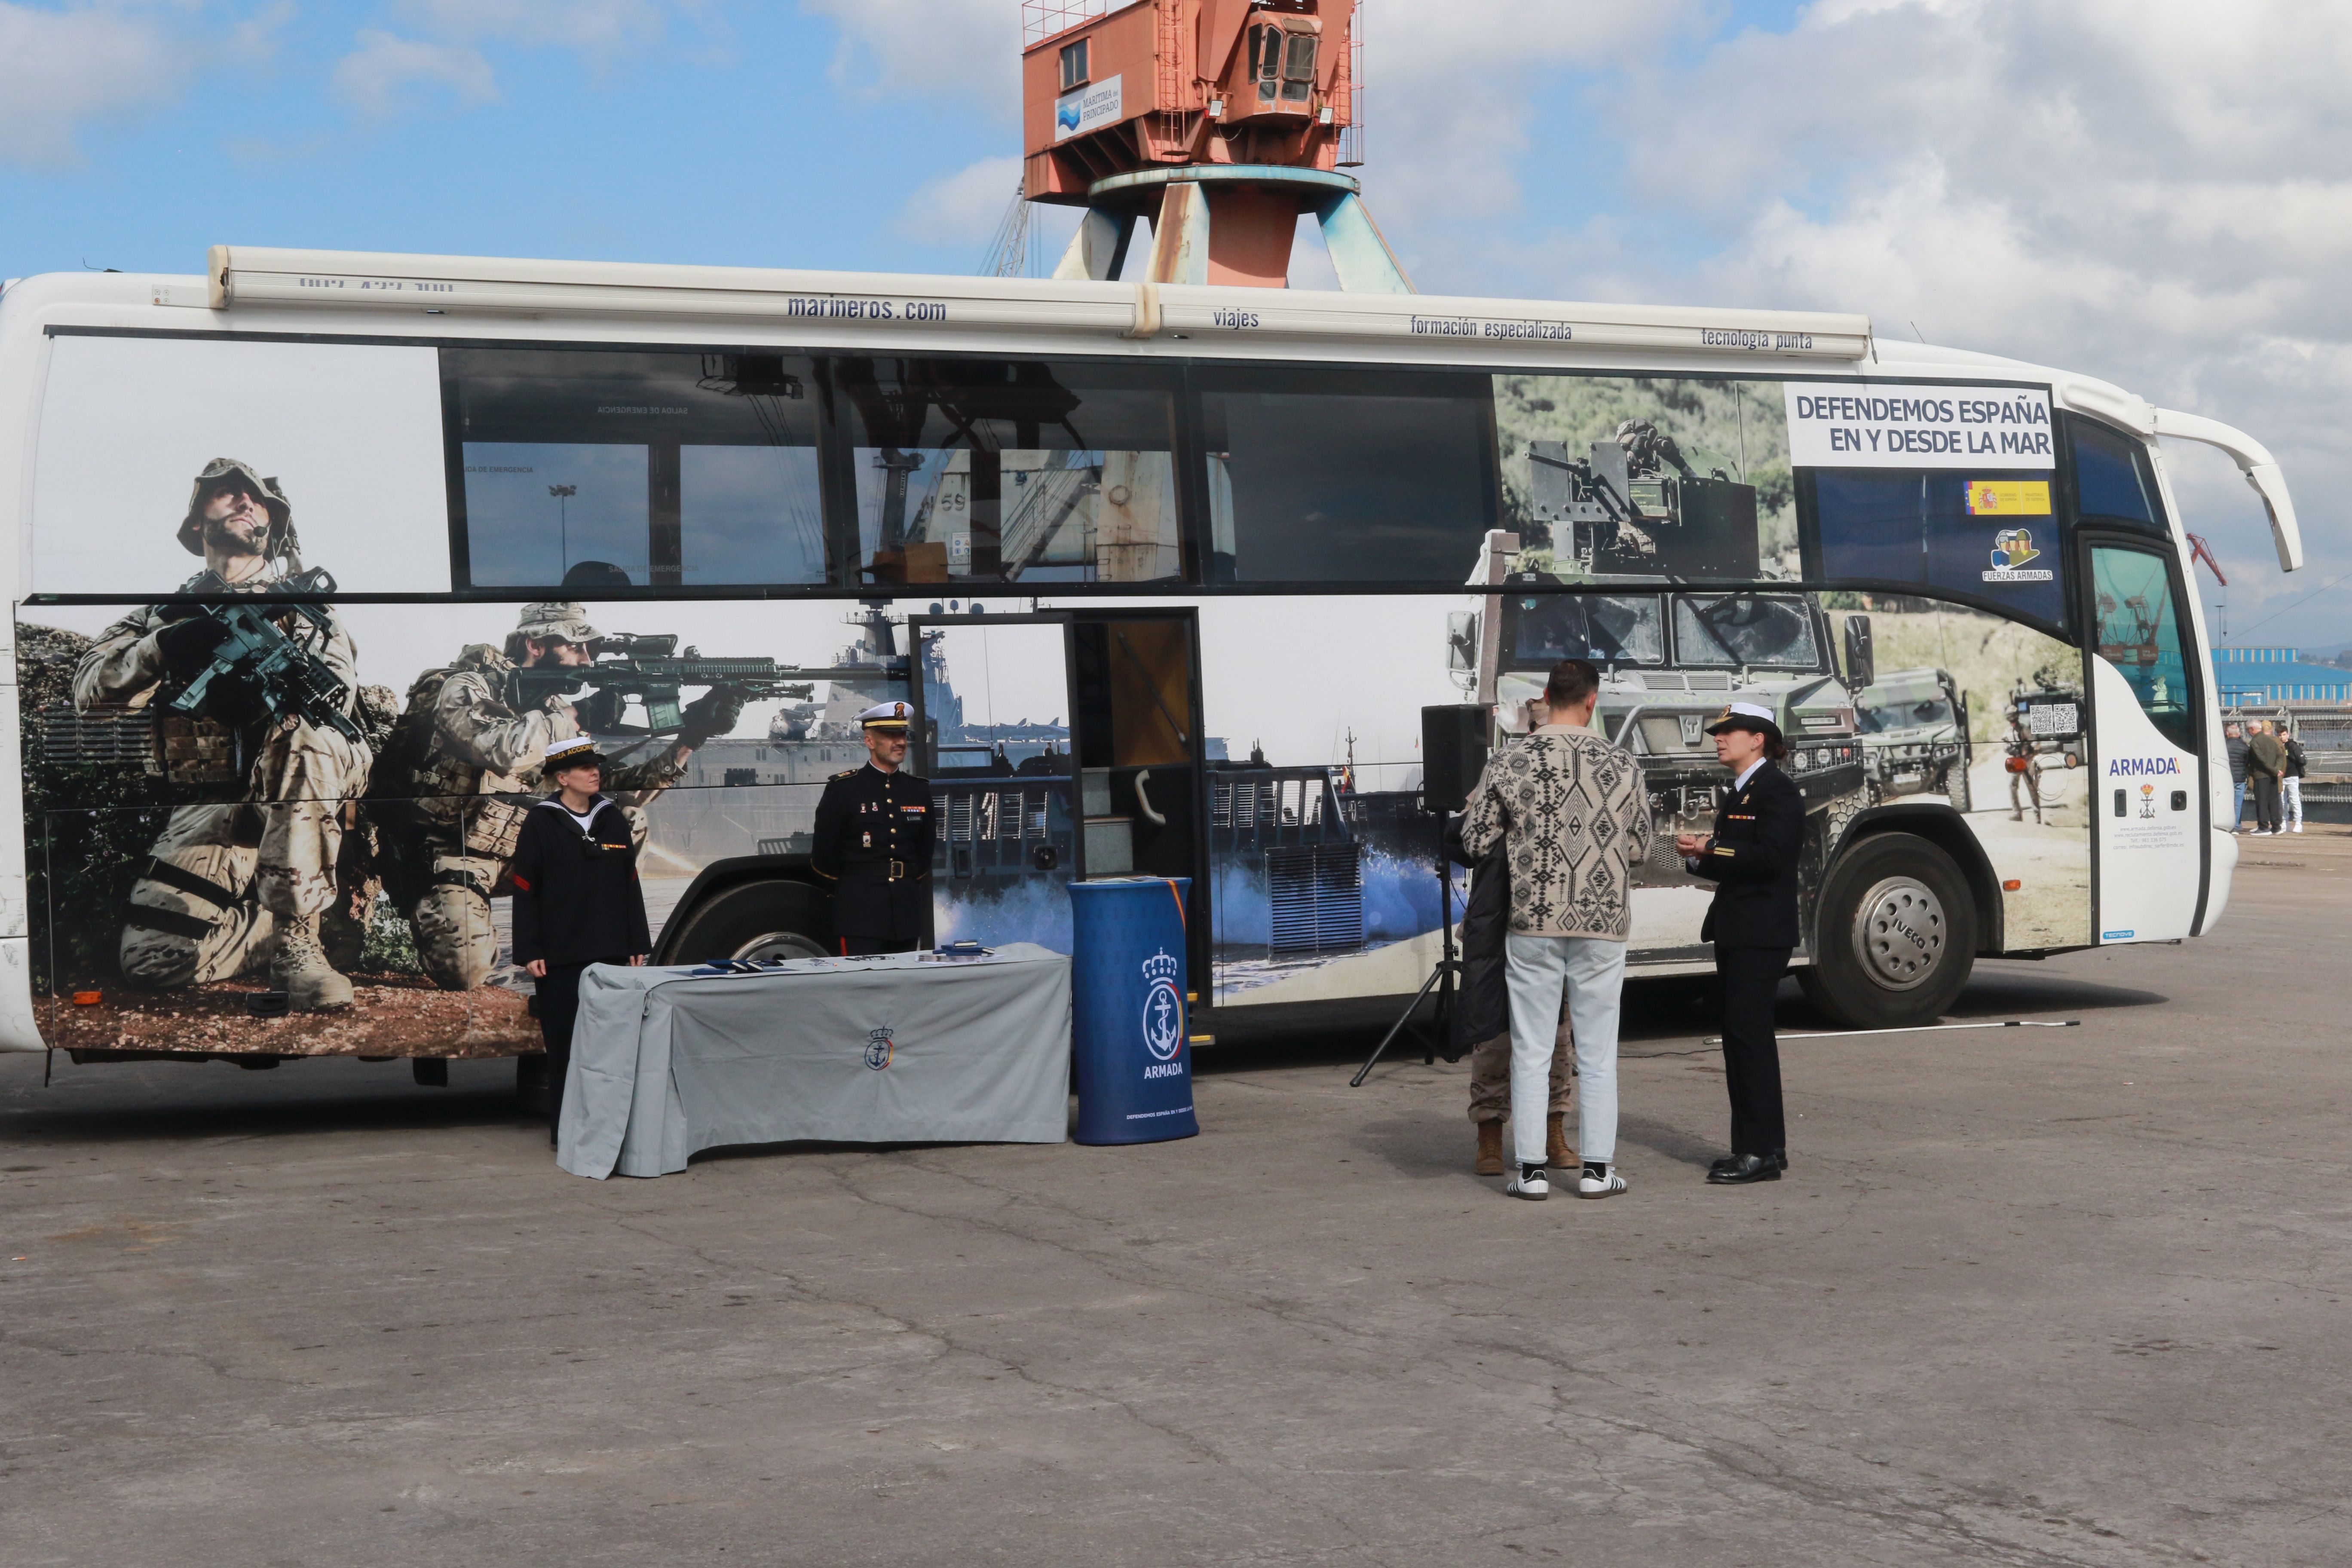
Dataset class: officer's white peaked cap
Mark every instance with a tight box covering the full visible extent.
[1705,701,1782,737]
[857,701,913,731]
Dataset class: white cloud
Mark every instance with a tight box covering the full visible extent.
[797,0,1018,109]
[334,29,499,117]
[0,1,174,166]
[1446,0,2352,643]
[895,154,1025,248]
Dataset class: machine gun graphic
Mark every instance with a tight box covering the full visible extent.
[1526,417,1761,581]
[157,567,364,747]
[514,632,819,736]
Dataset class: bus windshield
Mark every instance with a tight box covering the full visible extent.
[1508,593,1665,667]
[1673,593,1820,668]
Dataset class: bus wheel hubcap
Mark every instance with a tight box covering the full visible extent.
[1853,876,1945,990]
[732,931,824,963]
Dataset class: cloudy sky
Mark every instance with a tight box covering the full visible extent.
[4,0,2342,649]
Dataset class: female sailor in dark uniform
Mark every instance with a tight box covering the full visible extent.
[1676,701,1805,1185]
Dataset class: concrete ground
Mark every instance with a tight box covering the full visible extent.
[4,830,2346,1567]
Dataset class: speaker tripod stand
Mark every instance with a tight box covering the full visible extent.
[1350,836,1463,1086]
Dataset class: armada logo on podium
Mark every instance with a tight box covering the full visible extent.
[1141,950,1184,1064]
[864,1026,895,1071]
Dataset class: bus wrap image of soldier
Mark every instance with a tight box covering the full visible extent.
[810,701,934,956]
[370,601,744,990]
[71,458,372,1011]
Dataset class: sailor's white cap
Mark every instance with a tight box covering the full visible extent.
[1704,701,1782,736]
[857,700,913,731]
[543,735,605,769]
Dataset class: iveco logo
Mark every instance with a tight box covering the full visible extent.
[1890,919,1928,952]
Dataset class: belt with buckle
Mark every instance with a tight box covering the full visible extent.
[888,860,905,880]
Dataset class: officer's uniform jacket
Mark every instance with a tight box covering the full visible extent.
[1691,760,1805,949]
[811,763,934,941]
[73,565,358,718]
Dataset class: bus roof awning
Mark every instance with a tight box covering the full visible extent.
[205,245,1874,363]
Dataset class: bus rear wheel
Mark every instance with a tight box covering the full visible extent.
[664,879,830,964]
[1799,832,1975,1029]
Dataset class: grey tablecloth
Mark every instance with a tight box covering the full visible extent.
[557,943,1072,1179]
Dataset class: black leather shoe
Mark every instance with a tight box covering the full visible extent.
[1708,1152,1782,1185]
[1708,1149,1788,1176]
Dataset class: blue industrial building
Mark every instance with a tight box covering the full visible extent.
[2209,646,2352,704]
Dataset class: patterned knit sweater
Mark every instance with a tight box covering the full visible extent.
[1458,723,1654,940]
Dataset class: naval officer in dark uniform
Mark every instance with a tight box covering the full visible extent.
[1676,701,1806,1185]
[810,700,934,955]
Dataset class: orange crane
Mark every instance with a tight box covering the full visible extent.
[1020,1,1409,291]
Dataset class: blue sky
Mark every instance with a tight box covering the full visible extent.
[3,0,2342,648]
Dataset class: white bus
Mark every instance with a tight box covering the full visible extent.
[0,247,2301,1073]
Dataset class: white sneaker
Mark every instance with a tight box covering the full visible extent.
[1577,1164,1629,1199]
[1505,1164,1550,1201]
[2293,824,2304,833]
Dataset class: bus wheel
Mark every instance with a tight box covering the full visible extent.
[1799,832,1975,1029]
[665,880,830,964]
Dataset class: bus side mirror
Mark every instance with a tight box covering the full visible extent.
[1843,614,1875,690]
[1446,611,1479,682]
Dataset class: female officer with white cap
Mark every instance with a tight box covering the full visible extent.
[1675,701,1805,1185]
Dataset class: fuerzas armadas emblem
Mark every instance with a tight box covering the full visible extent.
[864,1026,894,1071]
[1140,949,1184,1064]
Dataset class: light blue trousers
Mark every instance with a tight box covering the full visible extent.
[1504,934,1627,1168]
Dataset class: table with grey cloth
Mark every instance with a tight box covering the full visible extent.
[556,943,1072,1179]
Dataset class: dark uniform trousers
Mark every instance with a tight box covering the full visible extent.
[1716,946,1792,1156]
[811,762,935,955]
[1692,760,1806,1159]
[536,954,630,1115]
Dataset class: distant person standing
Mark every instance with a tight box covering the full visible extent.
[2247,720,2286,836]
[1459,658,1653,1201]
[2283,727,2308,833]
[512,737,652,1142]
[2225,723,2249,831]
[1677,701,1805,1187]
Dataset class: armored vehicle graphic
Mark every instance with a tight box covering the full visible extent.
[1477,580,1984,1029]
[1854,667,1972,812]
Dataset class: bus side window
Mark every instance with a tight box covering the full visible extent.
[2089,544,2196,751]
[1196,366,1498,585]
[836,357,1185,588]
[1807,467,2067,631]
[2066,414,2164,533]
[446,347,827,590]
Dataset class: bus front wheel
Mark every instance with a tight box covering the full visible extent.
[664,879,831,964]
[1799,832,1975,1029]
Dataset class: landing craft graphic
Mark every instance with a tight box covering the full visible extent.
[1141,949,1184,1063]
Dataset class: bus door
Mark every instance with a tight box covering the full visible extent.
[909,612,1081,951]
[2081,537,2207,943]
[1067,609,1210,988]
[908,609,1208,974]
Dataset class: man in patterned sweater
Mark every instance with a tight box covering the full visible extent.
[1460,657,1654,1202]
